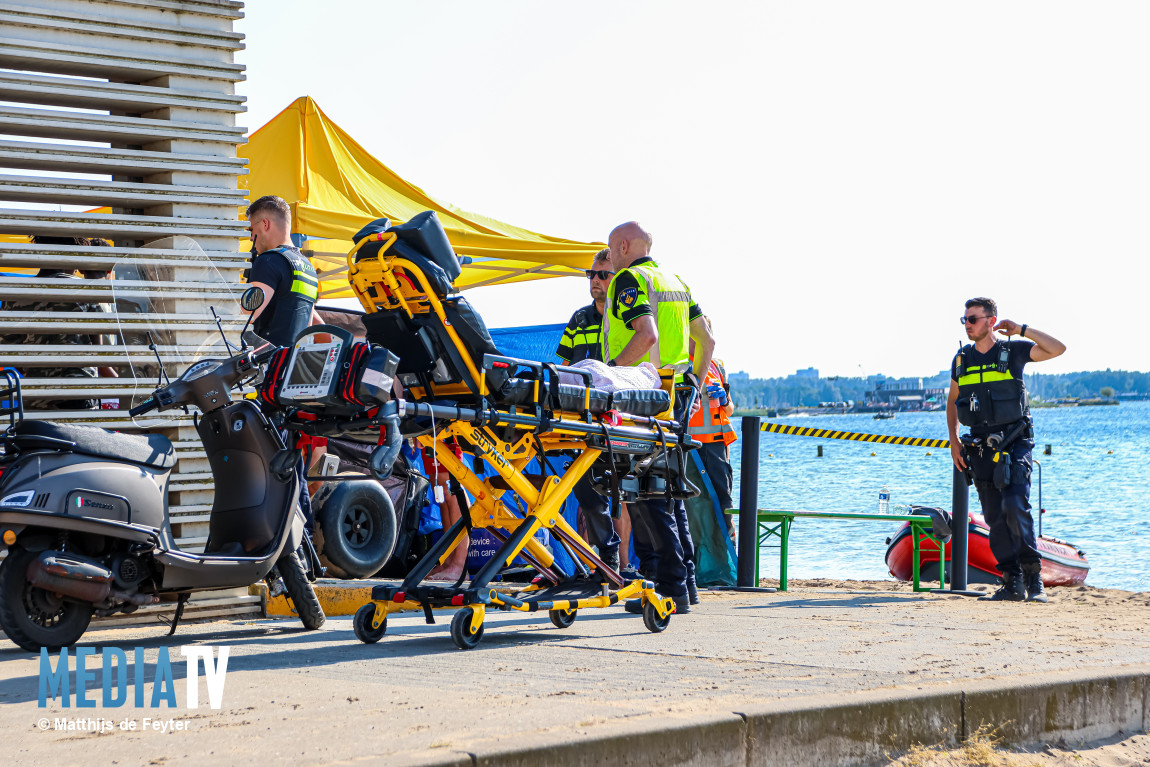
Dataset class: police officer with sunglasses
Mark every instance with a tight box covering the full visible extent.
[946,297,1065,603]
[556,248,613,366]
[556,248,623,574]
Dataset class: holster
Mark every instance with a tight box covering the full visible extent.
[992,451,1012,490]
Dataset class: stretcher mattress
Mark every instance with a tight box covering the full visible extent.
[500,379,670,417]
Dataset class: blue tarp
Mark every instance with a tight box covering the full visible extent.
[419,322,578,574]
[489,323,565,364]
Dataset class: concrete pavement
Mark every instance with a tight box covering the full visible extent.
[2,581,1147,766]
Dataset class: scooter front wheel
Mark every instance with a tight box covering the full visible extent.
[0,547,94,653]
[277,551,325,630]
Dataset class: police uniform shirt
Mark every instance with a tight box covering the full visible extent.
[608,256,703,329]
[950,339,1035,385]
[951,339,1035,434]
[249,246,316,347]
[556,303,603,363]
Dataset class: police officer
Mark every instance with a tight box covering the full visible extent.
[244,195,321,346]
[946,297,1065,603]
[556,248,623,574]
[602,222,714,613]
[556,248,612,365]
[244,195,322,534]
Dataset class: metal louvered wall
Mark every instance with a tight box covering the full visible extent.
[0,0,260,622]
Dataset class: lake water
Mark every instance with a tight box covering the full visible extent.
[730,401,1150,591]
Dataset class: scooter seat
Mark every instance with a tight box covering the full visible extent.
[10,420,175,471]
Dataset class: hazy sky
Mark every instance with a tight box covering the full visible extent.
[237,1,1149,379]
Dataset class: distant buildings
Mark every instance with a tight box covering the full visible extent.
[865,376,946,411]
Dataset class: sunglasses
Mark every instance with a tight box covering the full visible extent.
[960,315,990,325]
[586,269,615,280]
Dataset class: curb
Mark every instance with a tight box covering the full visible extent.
[253,580,374,618]
[402,665,1150,767]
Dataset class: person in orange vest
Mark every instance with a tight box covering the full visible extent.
[688,342,738,544]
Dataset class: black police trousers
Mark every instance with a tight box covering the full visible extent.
[628,497,694,599]
[967,439,1039,577]
[571,474,620,561]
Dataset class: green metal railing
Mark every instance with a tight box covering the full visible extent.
[729,509,946,592]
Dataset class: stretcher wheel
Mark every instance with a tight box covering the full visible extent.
[353,603,387,644]
[642,600,671,633]
[548,608,577,629]
[450,607,484,650]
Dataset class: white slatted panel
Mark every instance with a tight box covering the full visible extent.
[0,0,256,619]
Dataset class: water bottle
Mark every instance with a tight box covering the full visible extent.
[878,486,891,515]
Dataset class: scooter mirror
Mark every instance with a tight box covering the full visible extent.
[240,286,265,312]
[237,287,265,350]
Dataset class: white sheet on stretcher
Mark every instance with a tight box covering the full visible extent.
[558,360,662,392]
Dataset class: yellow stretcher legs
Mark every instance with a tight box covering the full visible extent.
[351,419,676,649]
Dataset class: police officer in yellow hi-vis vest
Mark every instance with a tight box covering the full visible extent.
[946,297,1065,604]
[245,194,324,533]
[245,195,322,347]
[602,221,715,614]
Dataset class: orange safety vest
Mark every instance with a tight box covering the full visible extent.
[688,360,736,446]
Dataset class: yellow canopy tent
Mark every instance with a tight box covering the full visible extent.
[240,96,604,299]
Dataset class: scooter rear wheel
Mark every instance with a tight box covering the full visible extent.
[0,547,93,653]
[277,551,326,630]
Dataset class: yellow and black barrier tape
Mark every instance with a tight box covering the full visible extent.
[760,422,951,449]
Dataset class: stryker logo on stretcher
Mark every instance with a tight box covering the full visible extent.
[468,427,509,470]
[39,646,229,709]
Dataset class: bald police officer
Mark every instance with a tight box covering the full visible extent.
[602,222,714,613]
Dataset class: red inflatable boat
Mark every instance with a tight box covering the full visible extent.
[885,511,1090,587]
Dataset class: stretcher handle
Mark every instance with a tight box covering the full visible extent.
[481,354,594,386]
[673,380,700,439]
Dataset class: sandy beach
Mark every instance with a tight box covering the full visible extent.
[889,730,1150,766]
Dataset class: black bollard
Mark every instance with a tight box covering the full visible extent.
[935,466,983,596]
[737,415,761,588]
[951,466,969,590]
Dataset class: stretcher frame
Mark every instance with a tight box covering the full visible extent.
[323,229,699,648]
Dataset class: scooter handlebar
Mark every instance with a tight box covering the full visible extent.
[128,397,158,417]
[251,342,279,365]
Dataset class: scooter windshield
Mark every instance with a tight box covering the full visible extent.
[113,237,244,428]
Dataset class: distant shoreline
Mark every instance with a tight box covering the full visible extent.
[735,399,1121,418]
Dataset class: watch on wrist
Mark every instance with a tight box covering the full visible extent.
[1019,324,1028,338]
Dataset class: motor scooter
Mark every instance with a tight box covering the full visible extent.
[0,287,325,652]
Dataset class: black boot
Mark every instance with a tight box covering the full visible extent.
[981,572,1026,602]
[1023,563,1047,603]
[686,573,699,605]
